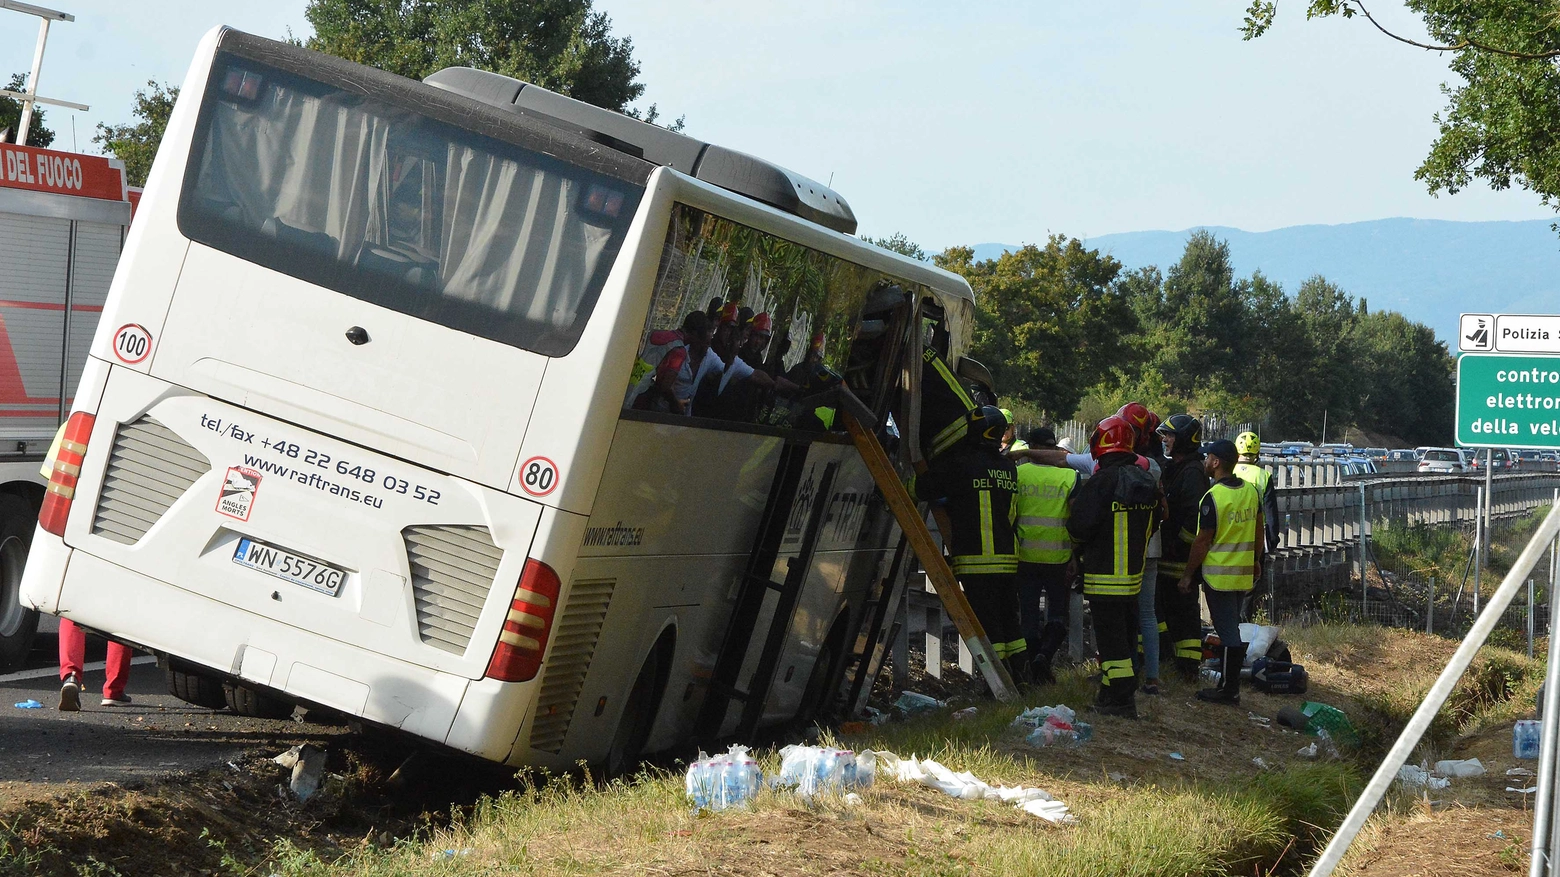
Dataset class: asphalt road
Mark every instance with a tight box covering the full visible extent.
[0,620,345,787]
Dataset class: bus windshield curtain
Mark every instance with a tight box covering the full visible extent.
[192,68,622,339]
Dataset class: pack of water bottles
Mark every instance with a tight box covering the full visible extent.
[774,745,876,799]
[684,744,764,812]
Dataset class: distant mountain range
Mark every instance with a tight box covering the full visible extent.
[968,218,1560,346]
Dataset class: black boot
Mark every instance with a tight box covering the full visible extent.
[1004,655,1032,687]
[1174,656,1201,684]
[1089,680,1138,719]
[1028,622,1067,685]
[1197,644,1246,706]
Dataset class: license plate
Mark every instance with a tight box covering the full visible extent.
[233,537,345,596]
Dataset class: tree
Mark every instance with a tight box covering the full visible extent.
[1133,231,1248,398]
[93,82,178,187]
[0,74,54,147]
[1243,2,1560,225]
[305,0,645,112]
[936,237,1137,417]
[863,232,928,261]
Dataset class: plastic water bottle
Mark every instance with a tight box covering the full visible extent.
[741,757,762,800]
[717,756,744,809]
[1515,720,1542,759]
[686,757,714,809]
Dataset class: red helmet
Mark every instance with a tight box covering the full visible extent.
[1116,402,1160,450]
[1089,415,1136,460]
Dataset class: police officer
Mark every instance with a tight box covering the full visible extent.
[911,406,1027,679]
[1178,439,1265,706]
[1234,431,1280,553]
[1155,414,1208,682]
[1013,426,1078,684]
[1068,415,1162,718]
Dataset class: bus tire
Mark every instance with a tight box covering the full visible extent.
[604,634,670,780]
[223,681,295,720]
[166,659,228,710]
[0,494,39,672]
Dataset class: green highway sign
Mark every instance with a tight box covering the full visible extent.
[1456,353,1560,449]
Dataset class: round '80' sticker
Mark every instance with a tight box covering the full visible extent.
[519,456,559,496]
[113,323,152,364]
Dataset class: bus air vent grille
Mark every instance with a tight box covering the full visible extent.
[91,416,212,545]
[529,577,615,753]
[403,525,504,655]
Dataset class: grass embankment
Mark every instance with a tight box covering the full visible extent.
[231,624,1541,877]
[1372,502,1554,595]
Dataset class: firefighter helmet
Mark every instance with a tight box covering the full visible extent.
[1088,415,1136,460]
[1155,413,1203,450]
[1117,402,1161,452]
[1236,430,1261,457]
[967,405,1008,446]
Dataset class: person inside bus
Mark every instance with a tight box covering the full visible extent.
[629,310,718,414]
[739,312,774,369]
[700,305,798,421]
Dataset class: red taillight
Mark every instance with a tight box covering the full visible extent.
[38,412,95,537]
[484,559,562,683]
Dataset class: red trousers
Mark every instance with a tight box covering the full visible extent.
[58,618,132,700]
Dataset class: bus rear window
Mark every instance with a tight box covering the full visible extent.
[179,53,645,356]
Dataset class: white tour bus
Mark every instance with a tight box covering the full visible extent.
[20,27,979,771]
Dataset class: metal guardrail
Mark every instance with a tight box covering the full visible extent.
[1306,503,1560,877]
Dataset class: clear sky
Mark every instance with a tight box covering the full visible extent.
[3,1,1551,250]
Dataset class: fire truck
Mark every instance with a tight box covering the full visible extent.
[0,140,131,669]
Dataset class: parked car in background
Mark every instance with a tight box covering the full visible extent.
[1317,443,1355,457]
[1363,447,1389,461]
[1339,456,1379,476]
[1419,448,1469,474]
[1387,449,1419,462]
[1280,441,1315,458]
[1469,448,1512,471]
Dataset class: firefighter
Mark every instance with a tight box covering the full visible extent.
[1234,430,1280,553]
[911,406,1027,679]
[920,342,977,462]
[1068,415,1162,717]
[1178,439,1265,706]
[1013,426,1079,684]
[1155,414,1208,682]
[1117,402,1166,693]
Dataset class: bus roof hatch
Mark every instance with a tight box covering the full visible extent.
[423,67,858,236]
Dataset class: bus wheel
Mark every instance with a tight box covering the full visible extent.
[223,681,295,720]
[166,658,228,710]
[0,495,39,672]
[604,637,668,780]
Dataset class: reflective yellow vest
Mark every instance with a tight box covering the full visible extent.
[1199,479,1260,591]
[1233,461,1271,496]
[1014,462,1076,564]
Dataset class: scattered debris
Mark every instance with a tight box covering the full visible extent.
[1508,767,1537,778]
[1276,702,1358,747]
[874,751,1073,823]
[433,849,472,859]
[843,792,863,806]
[1246,712,1271,726]
[1252,757,1271,770]
[1011,705,1075,729]
[863,706,889,726]
[1168,752,1185,761]
[1489,830,1509,840]
[1509,786,1539,795]
[1397,764,1451,790]
[1297,742,1319,759]
[273,744,326,802]
[952,707,978,721]
[894,692,944,716]
[13,699,42,709]
[1025,713,1092,748]
[1433,758,1486,778]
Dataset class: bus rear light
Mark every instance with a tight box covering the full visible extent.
[485,558,561,683]
[38,412,96,537]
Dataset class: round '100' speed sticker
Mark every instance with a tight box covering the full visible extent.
[519,456,559,497]
[113,323,152,364]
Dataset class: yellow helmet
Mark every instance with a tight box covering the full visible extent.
[1235,431,1261,457]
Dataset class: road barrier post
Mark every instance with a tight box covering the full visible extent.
[1475,486,1485,616]
[1359,483,1369,613]
[1427,576,1435,635]
[1530,577,1537,659]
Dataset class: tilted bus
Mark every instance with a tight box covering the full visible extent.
[20,27,979,771]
